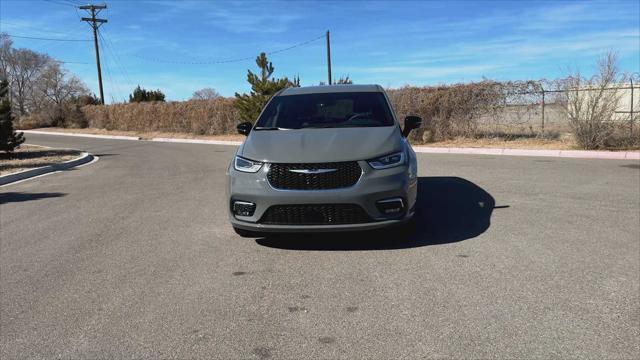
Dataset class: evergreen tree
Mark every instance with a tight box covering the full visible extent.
[147,89,165,102]
[129,85,166,102]
[319,75,353,85]
[336,75,353,84]
[234,53,298,123]
[0,79,24,154]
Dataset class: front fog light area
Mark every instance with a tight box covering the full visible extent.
[232,201,256,217]
[376,198,405,216]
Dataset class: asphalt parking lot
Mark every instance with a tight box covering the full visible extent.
[1,133,639,359]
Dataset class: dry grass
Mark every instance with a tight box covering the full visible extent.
[26,127,580,150]
[0,145,81,176]
[420,136,575,150]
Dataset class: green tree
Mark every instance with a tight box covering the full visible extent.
[320,74,353,85]
[336,75,353,84]
[0,79,25,153]
[129,85,166,103]
[234,52,298,123]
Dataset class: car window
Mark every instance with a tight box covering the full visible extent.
[255,92,394,129]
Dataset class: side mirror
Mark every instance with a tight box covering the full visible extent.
[237,122,252,136]
[402,116,422,137]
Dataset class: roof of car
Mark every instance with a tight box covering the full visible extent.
[279,84,384,96]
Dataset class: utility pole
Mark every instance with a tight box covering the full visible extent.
[326,30,332,85]
[80,4,107,105]
[630,77,634,136]
[540,86,545,135]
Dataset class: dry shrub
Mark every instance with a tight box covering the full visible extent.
[15,102,88,129]
[81,98,237,135]
[388,81,503,143]
[16,112,53,129]
[604,124,640,149]
[560,52,634,149]
[16,103,87,130]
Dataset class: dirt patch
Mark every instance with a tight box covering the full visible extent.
[0,145,82,176]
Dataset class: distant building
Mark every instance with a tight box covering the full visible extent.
[572,83,640,121]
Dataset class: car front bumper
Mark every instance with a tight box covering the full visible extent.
[227,161,417,233]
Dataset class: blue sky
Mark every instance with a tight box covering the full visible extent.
[1,0,638,102]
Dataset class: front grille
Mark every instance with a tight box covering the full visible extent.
[267,162,362,190]
[259,204,372,225]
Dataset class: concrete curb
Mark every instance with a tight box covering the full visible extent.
[22,130,140,141]
[0,151,95,186]
[412,146,640,160]
[150,137,243,146]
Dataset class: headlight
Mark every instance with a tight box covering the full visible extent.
[234,156,263,173]
[367,151,405,169]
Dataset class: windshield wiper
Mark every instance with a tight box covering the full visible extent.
[300,123,339,129]
[253,126,289,130]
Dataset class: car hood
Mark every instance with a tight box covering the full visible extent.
[239,126,402,163]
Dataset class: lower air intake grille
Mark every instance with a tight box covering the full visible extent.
[267,162,362,190]
[259,204,372,225]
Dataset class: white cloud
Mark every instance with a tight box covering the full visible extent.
[346,64,501,79]
[140,0,302,34]
[203,8,301,34]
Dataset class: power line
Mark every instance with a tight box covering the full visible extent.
[53,60,91,65]
[5,34,91,42]
[99,31,131,101]
[43,0,80,8]
[133,33,325,65]
[0,19,88,55]
[98,33,125,103]
[100,29,133,90]
[2,26,91,64]
[0,21,84,37]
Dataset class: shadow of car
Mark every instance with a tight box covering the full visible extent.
[0,192,66,205]
[256,176,498,251]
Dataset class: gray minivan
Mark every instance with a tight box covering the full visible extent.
[227,84,422,237]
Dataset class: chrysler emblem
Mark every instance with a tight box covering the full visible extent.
[289,168,337,174]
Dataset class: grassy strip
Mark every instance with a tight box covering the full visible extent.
[0,145,82,176]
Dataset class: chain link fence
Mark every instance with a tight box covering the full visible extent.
[388,78,640,146]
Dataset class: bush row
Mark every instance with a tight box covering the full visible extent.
[16,84,637,149]
[81,98,237,135]
[19,84,513,140]
[387,82,506,143]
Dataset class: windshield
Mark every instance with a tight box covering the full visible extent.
[255,92,395,129]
